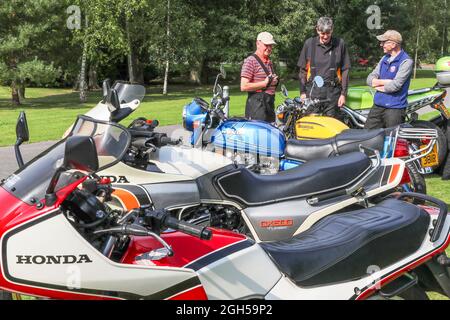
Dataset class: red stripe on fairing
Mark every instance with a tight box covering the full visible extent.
[356,216,450,300]
[122,228,247,268]
[167,285,208,300]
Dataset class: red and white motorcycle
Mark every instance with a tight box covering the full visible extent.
[1,115,450,300]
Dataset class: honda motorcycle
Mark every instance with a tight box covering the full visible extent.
[1,115,450,300]
[48,80,430,239]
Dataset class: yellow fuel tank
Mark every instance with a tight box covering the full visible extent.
[295,115,349,140]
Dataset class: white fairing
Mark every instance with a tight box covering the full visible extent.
[197,244,282,300]
[149,146,232,179]
[1,211,197,299]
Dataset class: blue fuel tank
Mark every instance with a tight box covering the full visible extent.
[212,119,286,158]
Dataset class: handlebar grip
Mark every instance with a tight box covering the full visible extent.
[160,136,181,146]
[164,216,212,240]
[132,137,150,149]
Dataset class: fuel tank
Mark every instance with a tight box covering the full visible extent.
[295,115,349,140]
[212,119,286,158]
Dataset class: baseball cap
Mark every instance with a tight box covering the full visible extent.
[376,30,403,44]
[257,32,276,45]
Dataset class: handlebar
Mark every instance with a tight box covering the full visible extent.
[164,215,212,240]
[143,209,212,240]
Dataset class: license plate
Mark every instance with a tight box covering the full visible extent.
[436,103,450,119]
[421,144,439,167]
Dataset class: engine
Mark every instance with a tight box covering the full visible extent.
[179,204,249,236]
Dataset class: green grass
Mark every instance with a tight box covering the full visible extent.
[0,73,441,146]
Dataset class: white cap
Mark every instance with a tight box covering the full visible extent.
[257,32,276,45]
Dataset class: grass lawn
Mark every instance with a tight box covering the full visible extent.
[0,70,440,147]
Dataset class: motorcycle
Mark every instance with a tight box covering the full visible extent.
[1,115,450,300]
[45,79,430,239]
[277,76,449,174]
[183,72,435,199]
[13,111,412,244]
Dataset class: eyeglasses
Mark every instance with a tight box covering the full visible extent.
[380,40,397,46]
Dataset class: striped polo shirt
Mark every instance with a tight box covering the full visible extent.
[241,55,277,95]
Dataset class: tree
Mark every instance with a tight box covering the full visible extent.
[0,0,69,105]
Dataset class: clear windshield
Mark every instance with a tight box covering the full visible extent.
[1,116,130,205]
[113,82,146,104]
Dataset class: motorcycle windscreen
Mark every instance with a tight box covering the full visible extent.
[1,116,130,205]
[70,116,131,169]
[112,82,146,104]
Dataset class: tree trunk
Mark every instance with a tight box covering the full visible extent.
[79,17,88,103]
[88,65,100,90]
[125,18,145,84]
[163,0,171,95]
[11,80,20,105]
[18,82,26,101]
[79,44,87,103]
[189,58,205,85]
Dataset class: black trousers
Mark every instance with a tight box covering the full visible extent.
[245,92,275,122]
[306,84,342,118]
[364,105,406,129]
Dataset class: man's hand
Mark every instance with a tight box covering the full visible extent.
[338,95,346,108]
[375,86,386,92]
[300,93,307,100]
[372,78,392,87]
[271,74,279,86]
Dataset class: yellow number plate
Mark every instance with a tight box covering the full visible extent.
[421,144,439,167]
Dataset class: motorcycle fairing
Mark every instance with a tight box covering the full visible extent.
[1,209,204,300]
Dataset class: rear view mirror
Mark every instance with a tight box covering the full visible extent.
[107,89,121,113]
[15,111,29,168]
[45,135,99,206]
[313,76,324,88]
[16,111,29,143]
[64,136,99,173]
[281,85,289,98]
[102,79,111,102]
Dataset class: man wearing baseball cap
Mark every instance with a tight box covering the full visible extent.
[241,32,279,122]
[365,30,413,129]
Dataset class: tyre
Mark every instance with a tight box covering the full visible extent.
[404,162,427,195]
[410,120,448,172]
[397,285,430,300]
[0,290,12,300]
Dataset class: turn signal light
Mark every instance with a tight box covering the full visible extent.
[277,113,284,120]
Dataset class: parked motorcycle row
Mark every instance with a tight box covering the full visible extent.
[1,71,450,300]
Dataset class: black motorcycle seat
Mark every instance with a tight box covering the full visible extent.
[261,199,430,287]
[285,129,386,162]
[216,152,371,206]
